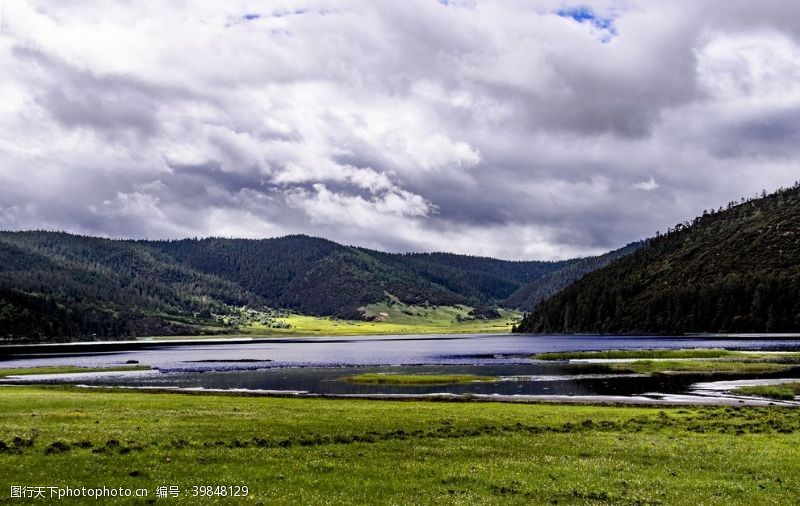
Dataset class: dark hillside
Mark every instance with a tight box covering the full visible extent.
[517,183,800,334]
[0,232,258,341]
[0,232,576,340]
[504,242,641,311]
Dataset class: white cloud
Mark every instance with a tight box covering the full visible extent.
[697,31,800,103]
[285,183,434,226]
[1,1,800,259]
[634,177,659,191]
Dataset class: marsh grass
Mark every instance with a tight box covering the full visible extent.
[0,387,799,504]
[531,348,800,375]
[734,382,800,401]
[532,348,736,360]
[0,365,151,378]
[340,373,496,385]
[608,360,796,374]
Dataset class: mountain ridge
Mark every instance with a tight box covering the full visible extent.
[0,230,605,342]
[504,241,643,311]
[516,182,800,334]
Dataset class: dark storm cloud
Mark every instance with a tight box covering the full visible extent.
[2,1,800,259]
[11,46,191,139]
[709,107,800,159]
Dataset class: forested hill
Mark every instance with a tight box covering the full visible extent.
[516,183,800,334]
[146,236,569,316]
[504,241,643,311]
[0,232,262,341]
[0,231,579,342]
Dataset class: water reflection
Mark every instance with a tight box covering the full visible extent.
[24,363,800,397]
[3,334,800,398]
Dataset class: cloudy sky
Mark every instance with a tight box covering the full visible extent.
[1,1,800,259]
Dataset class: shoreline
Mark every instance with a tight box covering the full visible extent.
[3,383,797,408]
[5,332,800,359]
[0,333,478,359]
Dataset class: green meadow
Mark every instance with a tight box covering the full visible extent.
[1,386,799,504]
[734,382,800,401]
[0,366,151,378]
[259,303,521,336]
[149,304,522,340]
[531,348,738,360]
[608,360,796,375]
[532,348,800,375]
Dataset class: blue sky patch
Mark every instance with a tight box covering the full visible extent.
[556,6,618,42]
[438,0,476,7]
[229,9,311,28]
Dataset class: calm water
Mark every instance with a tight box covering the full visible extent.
[3,334,800,397]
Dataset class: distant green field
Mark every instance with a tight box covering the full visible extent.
[255,313,516,336]
[155,303,522,339]
[341,373,496,385]
[266,303,520,336]
[0,387,799,504]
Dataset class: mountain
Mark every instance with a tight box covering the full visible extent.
[0,232,262,341]
[516,183,800,334]
[503,242,643,311]
[364,251,575,305]
[0,231,578,342]
[146,236,571,317]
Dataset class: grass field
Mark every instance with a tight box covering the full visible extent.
[532,349,737,360]
[256,312,518,336]
[609,360,797,374]
[0,386,799,504]
[0,366,151,378]
[234,305,520,338]
[734,382,800,401]
[531,349,800,375]
[340,373,496,385]
[146,305,521,340]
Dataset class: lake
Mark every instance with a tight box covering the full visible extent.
[3,334,800,402]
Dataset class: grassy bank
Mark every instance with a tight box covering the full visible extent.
[608,360,795,374]
[0,365,151,378]
[340,373,496,385]
[0,387,799,504]
[532,348,736,360]
[734,382,800,401]
[532,349,800,375]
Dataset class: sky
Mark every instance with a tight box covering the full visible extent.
[1,1,800,260]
